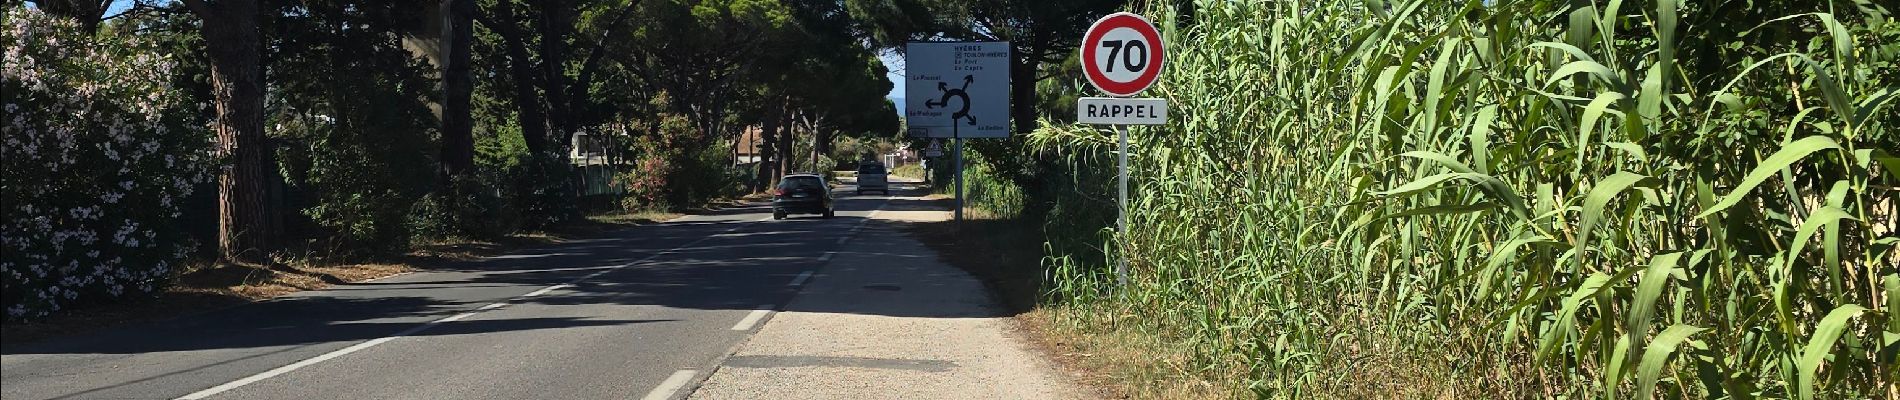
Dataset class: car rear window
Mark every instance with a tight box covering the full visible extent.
[779,177,824,190]
[858,165,886,174]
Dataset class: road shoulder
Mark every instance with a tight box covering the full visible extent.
[687,204,1085,399]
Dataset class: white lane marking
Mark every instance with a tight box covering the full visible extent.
[521,284,570,298]
[641,369,699,400]
[175,215,772,399]
[729,305,776,331]
[175,310,459,400]
[177,336,400,399]
[436,312,478,323]
[817,252,834,262]
[788,271,813,286]
[835,237,849,245]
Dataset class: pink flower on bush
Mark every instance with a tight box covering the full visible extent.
[2,8,210,320]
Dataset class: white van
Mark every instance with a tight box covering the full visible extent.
[856,162,889,195]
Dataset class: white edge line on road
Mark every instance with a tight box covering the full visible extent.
[787,271,813,286]
[175,214,776,400]
[176,336,399,399]
[175,315,439,400]
[436,312,478,323]
[521,284,570,298]
[728,304,775,331]
[641,369,699,400]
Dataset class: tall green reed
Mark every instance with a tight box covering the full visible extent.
[1030,0,1898,397]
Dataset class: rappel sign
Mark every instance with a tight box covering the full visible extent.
[1075,12,1168,288]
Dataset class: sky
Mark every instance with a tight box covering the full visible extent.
[105,1,133,14]
[879,49,906,116]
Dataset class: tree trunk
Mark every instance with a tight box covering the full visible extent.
[757,106,780,190]
[563,2,640,152]
[1010,53,1040,136]
[188,0,276,264]
[490,0,550,158]
[35,0,111,33]
[778,104,795,176]
[403,0,477,181]
[537,0,575,150]
[441,0,476,178]
[809,115,829,171]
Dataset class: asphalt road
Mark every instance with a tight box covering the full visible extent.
[2,180,918,400]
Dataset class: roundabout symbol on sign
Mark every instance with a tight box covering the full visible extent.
[1081,12,1165,97]
[926,75,977,126]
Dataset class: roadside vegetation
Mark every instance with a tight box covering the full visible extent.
[892,163,926,180]
[944,0,1898,397]
[9,0,1896,397]
[2,0,898,323]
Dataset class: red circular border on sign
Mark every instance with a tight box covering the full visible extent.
[1081,13,1164,97]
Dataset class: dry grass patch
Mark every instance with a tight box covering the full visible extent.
[588,210,682,226]
[175,261,413,300]
[1021,307,1243,400]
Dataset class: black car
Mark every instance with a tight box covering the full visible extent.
[772,173,834,219]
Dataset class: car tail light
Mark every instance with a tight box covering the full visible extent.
[773,188,785,196]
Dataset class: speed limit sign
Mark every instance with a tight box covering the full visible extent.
[1077,12,1166,290]
[1081,12,1164,97]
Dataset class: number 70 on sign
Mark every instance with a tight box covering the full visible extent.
[1078,12,1166,125]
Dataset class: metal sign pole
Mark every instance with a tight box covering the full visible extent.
[1115,124,1129,288]
[954,122,964,222]
[1079,12,1164,291]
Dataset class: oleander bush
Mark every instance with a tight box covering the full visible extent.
[1,8,213,319]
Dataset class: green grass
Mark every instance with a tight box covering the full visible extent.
[892,163,926,179]
[1026,0,1899,398]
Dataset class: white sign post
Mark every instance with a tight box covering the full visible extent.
[1078,12,1165,289]
[907,41,1011,221]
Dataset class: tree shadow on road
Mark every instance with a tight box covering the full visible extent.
[897,215,1047,314]
[1,293,674,356]
[1,185,1016,358]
